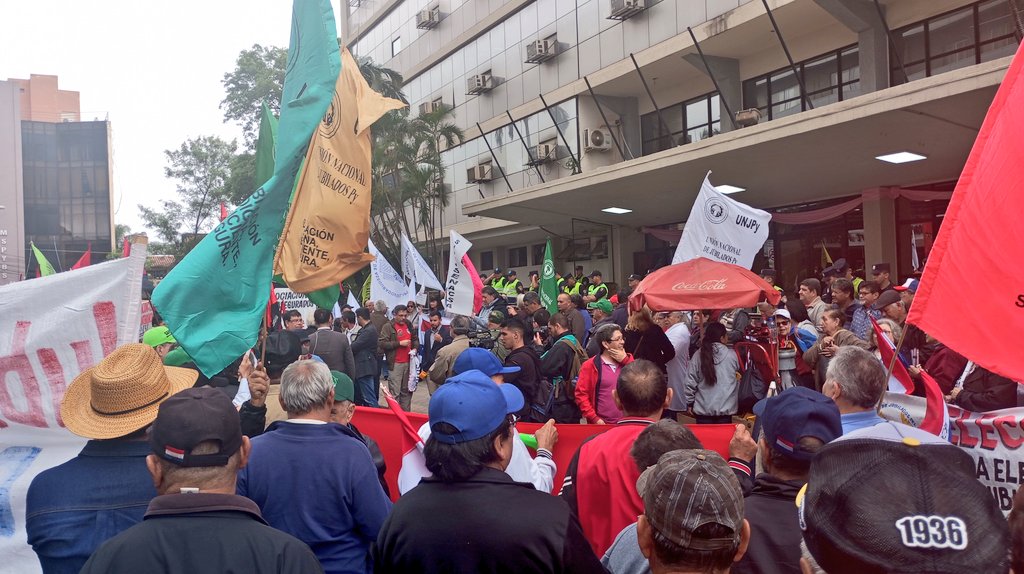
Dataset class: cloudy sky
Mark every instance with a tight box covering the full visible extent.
[2,0,342,234]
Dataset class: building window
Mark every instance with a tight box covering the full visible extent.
[508,246,528,267]
[640,92,720,156]
[480,251,494,271]
[391,36,402,57]
[531,243,546,265]
[890,0,1020,86]
[742,46,860,122]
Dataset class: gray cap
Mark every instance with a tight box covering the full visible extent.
[871,289,902,310]
[636,449,744,550]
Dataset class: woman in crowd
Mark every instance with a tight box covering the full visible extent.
[869,318,902,359]
[803,308,871,388]
[623,306,675,372]
[774,309,816,390]
[684,322,740,424]
[575,324,634,424]
[571,293,592,345]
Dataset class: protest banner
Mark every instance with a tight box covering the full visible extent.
[444,231,476,316]
[401,235,444,291]
[673,172,771,269]
[0,242,147,574]
[352,405,734,499]
[367,239,407,310]
[273,287,317,326]
[881,392,1024,516]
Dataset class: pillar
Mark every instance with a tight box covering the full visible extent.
[682,54,741,133]
[861,188,898,278]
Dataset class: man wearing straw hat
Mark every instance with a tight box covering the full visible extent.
[26,343,196,574]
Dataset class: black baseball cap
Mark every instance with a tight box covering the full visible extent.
[872,262,891,274]
[871,289,902,310]
[759,268,776,278]
[628,273,643,281]
[589,270,603,278]
[150,387,243,467]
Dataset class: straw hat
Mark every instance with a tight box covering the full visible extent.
[61,343,197,439]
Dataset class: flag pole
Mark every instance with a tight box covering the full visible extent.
[884,324,910,383]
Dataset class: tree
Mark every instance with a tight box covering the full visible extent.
[220,44,287,149]
[139,135,236,257]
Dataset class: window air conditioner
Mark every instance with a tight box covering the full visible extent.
[583,127,612,152]
[525,39,557,63]
[609,0,646,20]
[416,8,440,29]
[466,73,495,95]
[467,164,494,183]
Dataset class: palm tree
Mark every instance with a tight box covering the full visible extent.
[407,104,464,271]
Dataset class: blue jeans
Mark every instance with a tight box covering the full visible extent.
[356,375,379,407]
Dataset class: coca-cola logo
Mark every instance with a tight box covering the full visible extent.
[671,279,728,291]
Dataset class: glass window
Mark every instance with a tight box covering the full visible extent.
[743,45,860,121]
[392,36,402,57]
[480,251,494,271]
[532,243,546,265]
[640,92,720,155]
[508,246,528,267]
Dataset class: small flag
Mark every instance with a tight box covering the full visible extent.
[71,243,92,270]
[31,242,56,277]
[383,384,429,495]
[870,316,948,439]
[347,290,360,310]
[465,254,484,314]
[219,202,228,222]
[871,316,914,394]
[540,238,558,313]
[122,237,131,258]
[821,241,833,268]
[255,101,279,188]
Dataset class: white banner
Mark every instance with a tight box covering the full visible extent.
[346,290,360,310]
[444,231,475,316]
[368,239,407,311]
[0,243,147,574]
[401,235,443,291]
[673,172,771,269]
[273,287,316,326]
[880,392,1023,516]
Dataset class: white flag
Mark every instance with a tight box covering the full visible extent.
[673,172,771,269]
[401,235,444,291]
[368,239,408,311]
[444,231,475,316]
[347,290,360,310]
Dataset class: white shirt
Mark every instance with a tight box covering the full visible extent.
[665,321,692,411]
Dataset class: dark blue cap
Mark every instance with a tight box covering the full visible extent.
[453,347,521,377]
[753,387,841,461]
[429,370,524,444]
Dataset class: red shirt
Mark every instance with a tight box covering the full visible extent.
[394,322,411,364]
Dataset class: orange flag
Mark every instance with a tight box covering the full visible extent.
[275,47,406,292]
[907,43,1024,381]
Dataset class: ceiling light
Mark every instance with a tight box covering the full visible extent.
[715,185,745,194]
[876,152,927,164]
[602,207,632,214]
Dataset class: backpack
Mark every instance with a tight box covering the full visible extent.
[530,337,587,423]
[735,345,768,414]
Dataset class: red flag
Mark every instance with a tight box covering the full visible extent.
[871,316,914,394]
[871,316,949,438]
[71,243,91,270]
[462,254,484,314]
[121,238,131,258]
[265,284,278,328]
[907,43,1024,382]
[220,202,228,222]
[382,386,428,494]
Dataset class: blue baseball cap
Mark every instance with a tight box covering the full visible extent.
[429,370,525,444]
[452,347,520,377]
[753,387,841,461]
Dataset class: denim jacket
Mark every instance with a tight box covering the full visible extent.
[26,439,155,574]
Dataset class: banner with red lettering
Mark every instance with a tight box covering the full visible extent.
[352,406,735,499]
[0,242,147,574]
[881,392,1023,516]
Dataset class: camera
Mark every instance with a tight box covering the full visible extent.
[466,316,496,350]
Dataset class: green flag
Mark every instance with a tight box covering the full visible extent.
[151,0,341,377]
[360,272,372,305]
[306,283,340,310]
[540,238,558,313]
[255,101,278,187]
[31,242,56,277]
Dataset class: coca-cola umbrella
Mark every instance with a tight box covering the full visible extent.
[629,258,781,312]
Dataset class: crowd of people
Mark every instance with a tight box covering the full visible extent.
[21,259,1022,573]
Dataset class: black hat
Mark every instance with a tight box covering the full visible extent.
[871,289,902,310]
[759,268,776,278]
[265,330,302,373]
[150,387,243,467]
[507,269,517,276]
[589,270,603,278]
[871,262,891,274]
[822,266,838,278]
[832,258,849,273]
[628,273,643,282]
[800,436,1008,573]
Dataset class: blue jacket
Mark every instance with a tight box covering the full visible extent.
[26,440,155,574]
[238,421,393,574]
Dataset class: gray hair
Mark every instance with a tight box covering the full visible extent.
[280,360,334,414]
[871,318,902,349]
[825,346,886,409]
[374,300,388,313]
[800,539,827,574]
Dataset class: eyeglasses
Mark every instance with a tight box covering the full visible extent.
[609,336,625,342]
[776,320,790,326]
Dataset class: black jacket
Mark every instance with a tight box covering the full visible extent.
[732,474,805,574]
[420,325,453,371]
[623,325,676,372]
[540,332,582,382]
[350,323,379,379]
[80,493,323,574]
[372,467,605,573]
[504,345,544,419]
[955,367,1018,412]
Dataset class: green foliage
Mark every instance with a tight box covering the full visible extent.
[220,44,287,149]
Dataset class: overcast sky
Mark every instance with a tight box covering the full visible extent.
[2,0,342,234]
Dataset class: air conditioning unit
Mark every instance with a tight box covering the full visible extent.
[609,0,646,20]
[416,7,440,29]
[534,144,556,163]
[418,100,444,115]
[583,127,612,152]
[467,164,493,183]
[466,73,495,95]
[525,39,557,63]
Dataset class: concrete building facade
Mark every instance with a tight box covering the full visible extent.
[347,0,1022,291]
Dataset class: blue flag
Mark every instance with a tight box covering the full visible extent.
[152,0,341,377]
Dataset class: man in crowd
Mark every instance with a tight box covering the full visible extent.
[500,317,544,419]
[585,299,616,357]
[733,387,841,574]
[379,304,418,411]
[663,311,692,418]
[798,278,828,334]
[539,312,587,423]
[80,388,322,574]
[557,292,587,343]
[832,277,870,340]
[419,309,452,375]
[800,430,1008,573]
[832,258,861,293]
[238,360,392,574]
[820,346,887,434]
[820,266,836,305]
[308,308,355,379]
[340,310,359,343]
[560,359,672,555]
[561,273,582,296]
[636,450,750,574]
[520,290,543,317]
[329,371,389,496]
[584,270,609,303]
[870,262,894,292]
[27,344,197,573]
[627,273,643,291]
[858,280,882,320]
[373,371,603,573]
[283,309,305,331]
[427,315,472,393]
[611,289,631,328]
[894,278,919,309]
[478,286,502,322]
[351,307,381,407]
